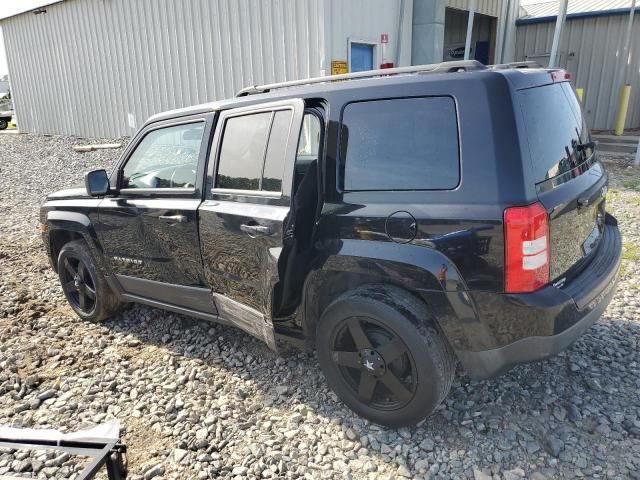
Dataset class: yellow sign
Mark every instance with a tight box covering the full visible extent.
[331,60,348,75]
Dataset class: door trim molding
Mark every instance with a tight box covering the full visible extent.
[115,274,217,314]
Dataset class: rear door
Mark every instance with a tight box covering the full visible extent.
[199,100,304,348]
[518,81,607,284]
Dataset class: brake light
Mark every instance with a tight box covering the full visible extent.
[550,70,572,82]
[504,202,550,293]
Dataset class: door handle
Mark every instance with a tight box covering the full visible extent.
[240,224,272,235]
[159,214,188,223]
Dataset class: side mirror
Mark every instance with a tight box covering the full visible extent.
[84,169,110,196]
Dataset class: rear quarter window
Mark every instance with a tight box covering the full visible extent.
[340,96,460,191]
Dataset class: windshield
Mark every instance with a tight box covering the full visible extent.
[518,82,594,187]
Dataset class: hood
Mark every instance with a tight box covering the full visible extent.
[46,186,90,200]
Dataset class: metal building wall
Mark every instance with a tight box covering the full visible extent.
[2,0,327,137]
[325,0,413,69]
[516,14,640,130]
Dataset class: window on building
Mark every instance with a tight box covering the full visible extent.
[341,97,460,191]
[350,42,375,72]
[122,122,205,189]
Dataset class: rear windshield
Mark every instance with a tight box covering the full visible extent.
[518,83,594,185]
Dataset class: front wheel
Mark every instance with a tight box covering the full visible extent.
[58,240,122,322]
[0,119,8,130]
[316,285,455,427]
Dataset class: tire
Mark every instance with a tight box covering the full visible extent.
[58,240,122,322]
[316,285,455,427]
[0,119,8,130]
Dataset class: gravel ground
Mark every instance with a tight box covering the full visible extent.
[0,133,639,480]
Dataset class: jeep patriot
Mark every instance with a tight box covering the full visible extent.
[40,61,622,426]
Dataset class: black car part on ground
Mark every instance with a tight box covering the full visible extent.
[0,436,127,480]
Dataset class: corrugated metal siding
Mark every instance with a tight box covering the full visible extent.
[2,0,327,137]
[326,0,413,68]
[516,13,640,129]
[521,0,635,19]
[447,0,501,17]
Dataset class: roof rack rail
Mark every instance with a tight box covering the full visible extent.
[490,61,542,70]
[236,60,486,96]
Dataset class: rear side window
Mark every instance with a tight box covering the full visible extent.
[518,83,592,185]
[340,97,460,191]
[216,109,292,193]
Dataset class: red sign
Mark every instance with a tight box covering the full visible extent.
[381,33,388,44]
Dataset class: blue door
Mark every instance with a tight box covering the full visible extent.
[351,43,374,72]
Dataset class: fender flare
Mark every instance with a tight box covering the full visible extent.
[301,240,482,352]
[45,210,108,274]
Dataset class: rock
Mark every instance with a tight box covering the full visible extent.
[232,466,249,476]
[568,404,583,422]
[419,438,435,452]
[143,464,165,479]
[397,464,412,477]
[14,460,31,473]
[545,437,565,458]
[173,448,188,463]
[37,389,57,401]
[45,453,70,467]
[345,428,357,441]
[473,468,492,480]
[503,468,525,480]
[275,386,289,396]
[13,402,30,413]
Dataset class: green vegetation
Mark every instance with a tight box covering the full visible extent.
[623,179,640,191]
[622,242,639,262]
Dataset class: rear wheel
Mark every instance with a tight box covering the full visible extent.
[0,119,8,130]
[58,240,122,322]
[316,285,455,427]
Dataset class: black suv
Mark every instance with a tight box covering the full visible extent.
[41,61,621,427]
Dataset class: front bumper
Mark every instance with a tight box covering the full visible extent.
[457,219,621,378]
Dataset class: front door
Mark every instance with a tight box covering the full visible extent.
[199,100,304,347]
[97,116,216,313]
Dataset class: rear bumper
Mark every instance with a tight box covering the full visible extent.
[457,218,621,378]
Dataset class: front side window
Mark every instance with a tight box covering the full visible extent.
[341,97,460,191]
[215,109,293,193]
[122,122,205,189]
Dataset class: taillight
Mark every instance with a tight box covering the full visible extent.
[550,69,572,82]
[504,202,550,293]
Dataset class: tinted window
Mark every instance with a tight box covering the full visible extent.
[262,110,292,192]
[341,97,459,191]
[122,122,204,189]
[297,113,321,158]
[216,112,271,190]
[519,83,592,184]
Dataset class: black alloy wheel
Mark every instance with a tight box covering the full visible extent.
[60,255,97,314]
[316,285,455,427]
[57,240,122,322]
[330,316,417,410]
